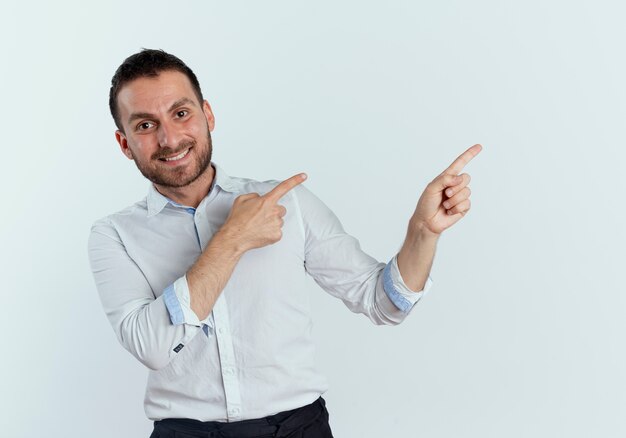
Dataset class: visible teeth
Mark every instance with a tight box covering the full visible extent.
[164,149,189,161]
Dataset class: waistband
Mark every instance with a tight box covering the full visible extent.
[154,397,326,438]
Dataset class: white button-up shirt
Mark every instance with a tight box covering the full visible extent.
[88,163,433,422]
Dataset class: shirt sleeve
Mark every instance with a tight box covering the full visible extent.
[291,184,434,326]
[88,220,203,371]
[163,275,215,332]
[382,253,434,312]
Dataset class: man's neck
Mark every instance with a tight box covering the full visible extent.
[154,164,216,208]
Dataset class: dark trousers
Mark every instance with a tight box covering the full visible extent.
[150,397,334,438]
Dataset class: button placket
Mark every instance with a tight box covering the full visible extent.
[212,295,242,422]
[195,215,212,252]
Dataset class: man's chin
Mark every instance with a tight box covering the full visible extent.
[152,166,208,189]
[152,175,197,189]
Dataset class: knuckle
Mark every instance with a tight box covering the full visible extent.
[238,193,258,201]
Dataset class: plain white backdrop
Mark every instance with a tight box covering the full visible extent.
[1,1,624,437]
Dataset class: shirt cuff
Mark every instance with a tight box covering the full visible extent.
[163,275,214,329]
[382,254,433,313]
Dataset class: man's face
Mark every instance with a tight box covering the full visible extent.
[114,70,215,188]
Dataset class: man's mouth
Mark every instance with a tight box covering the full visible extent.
[159,148,191,162]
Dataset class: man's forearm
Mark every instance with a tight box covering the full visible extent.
[396,223,440,292]
[186,229,246,321]
[185,174,305,322]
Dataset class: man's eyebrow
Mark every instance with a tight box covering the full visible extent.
[128,111,155,125]
[127,98,198,125]
[167,97,197,113]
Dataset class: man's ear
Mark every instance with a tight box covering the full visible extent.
[115,130,134,160]
[202,100,216,132]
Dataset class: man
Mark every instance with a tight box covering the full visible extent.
[88,48,480,438]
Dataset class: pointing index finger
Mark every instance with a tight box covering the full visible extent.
[445,144,483,175]
[264,173,307,203]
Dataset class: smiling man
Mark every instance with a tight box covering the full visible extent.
[88,48,481,438]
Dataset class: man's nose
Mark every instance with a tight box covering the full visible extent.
[156,121,183,149]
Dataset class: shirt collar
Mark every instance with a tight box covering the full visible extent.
[213,163,242,194]
[146,162,242,217]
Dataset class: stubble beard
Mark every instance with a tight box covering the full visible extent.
[131,127,213,188]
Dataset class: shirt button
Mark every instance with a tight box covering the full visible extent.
[229,407,240,415]
[218,327,225,334]
[224,367,234,375]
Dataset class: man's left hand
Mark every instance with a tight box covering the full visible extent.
[410,144,482,237]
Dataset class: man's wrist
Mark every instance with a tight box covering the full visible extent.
[407,220,441,244]
[213,226,248,258]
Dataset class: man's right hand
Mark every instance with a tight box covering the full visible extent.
[219,173,307,253]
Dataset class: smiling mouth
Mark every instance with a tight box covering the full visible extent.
[159,148,191,162]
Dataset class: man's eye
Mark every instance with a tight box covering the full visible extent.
[138,122,154,130]
[176,110,188,118]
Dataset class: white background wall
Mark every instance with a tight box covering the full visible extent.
[1,1,624,437]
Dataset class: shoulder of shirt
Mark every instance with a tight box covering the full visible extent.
[226,174,288,197]
[89,197,148,233]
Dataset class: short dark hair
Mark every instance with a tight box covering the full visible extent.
[109,48,204,132]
